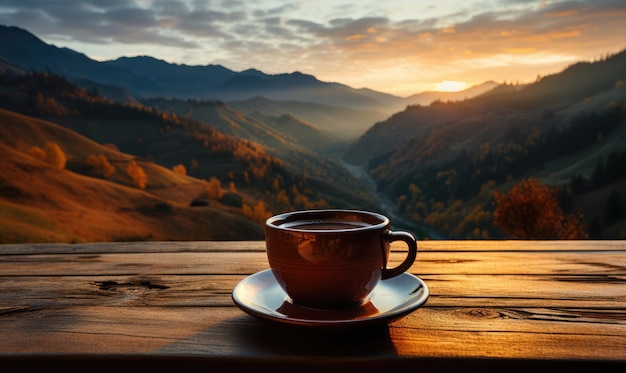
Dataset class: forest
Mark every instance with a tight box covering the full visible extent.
[369,100,626,238]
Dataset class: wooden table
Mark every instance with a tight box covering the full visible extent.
[1,240,625,372]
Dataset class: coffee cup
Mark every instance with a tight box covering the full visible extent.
[265,209,418,309]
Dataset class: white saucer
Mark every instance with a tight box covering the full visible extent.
[232,269,429,329]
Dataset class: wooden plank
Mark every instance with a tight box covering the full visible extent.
[1,240,625,255]
[417,240,626,252]
[1,251,625,276]
[0,274,624,309]
[0,241,267,255]
[413,251,626,275]
[1,306,624,361]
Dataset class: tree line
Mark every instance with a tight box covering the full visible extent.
[373,102,625,238]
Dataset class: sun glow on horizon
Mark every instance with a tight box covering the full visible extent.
[435,80,468,92]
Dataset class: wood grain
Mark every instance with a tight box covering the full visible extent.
[1,240,625,371]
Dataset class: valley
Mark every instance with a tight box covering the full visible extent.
[0,24,625,242]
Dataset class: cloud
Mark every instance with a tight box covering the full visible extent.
[253,3,300,18]
[291,1,625,59]
[0,0,625,94]
[4,0,623,58]
[270,0,626,92]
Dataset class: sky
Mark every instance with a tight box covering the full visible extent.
[1,0,625,97]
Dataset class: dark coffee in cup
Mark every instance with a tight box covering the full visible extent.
[278,220,371,230]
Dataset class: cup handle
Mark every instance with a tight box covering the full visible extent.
[381,230,418,280]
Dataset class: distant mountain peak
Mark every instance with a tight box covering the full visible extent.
[115,55,160,62]
[288,71,308,76]
[240,68,266,77]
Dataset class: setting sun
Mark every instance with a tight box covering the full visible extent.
[435,80,468,92]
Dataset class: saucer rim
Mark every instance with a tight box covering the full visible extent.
[232,269,429,328]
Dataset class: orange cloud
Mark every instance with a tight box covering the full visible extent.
[549,30,580,39]
[346,34,367,41]
[544,9,579,18]
[441,26,455,34]
[504,48,536,55]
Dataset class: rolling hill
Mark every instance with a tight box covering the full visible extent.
[0,108,265,243]
[139,97,377,204]
[141,97,343,155]
[0,73,380,243]
[342,49,626,238]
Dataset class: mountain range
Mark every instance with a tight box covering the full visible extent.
[0,24,496,140]
[1,24,625,241]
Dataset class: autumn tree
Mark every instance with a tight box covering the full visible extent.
[127,160,148,189]
[86,154,115,177]
[35,92,70,117]
[28,143,66,170]
[45,143,67,170]
[492,178,587,239]
[28,146,45,162]
[206,177,224,200]
[172,164,187,175]
[242,200,271,224]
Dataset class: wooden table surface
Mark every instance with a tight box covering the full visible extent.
[1,240,625,372]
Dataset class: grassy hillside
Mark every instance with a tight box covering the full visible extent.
[0,72,382,243]
[139,97,377,207]
[142,97,343,155]
[0,109,264,243]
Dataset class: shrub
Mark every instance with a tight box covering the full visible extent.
[172,164,186,175]
[86,154,115,177]
[127,160,148,189]
[28,143,66,170]
[242,200,271,224]
[206,177,224,200]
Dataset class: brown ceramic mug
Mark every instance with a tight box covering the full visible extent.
[265,209,418,309]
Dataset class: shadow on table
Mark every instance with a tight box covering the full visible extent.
[159,313,398,357]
